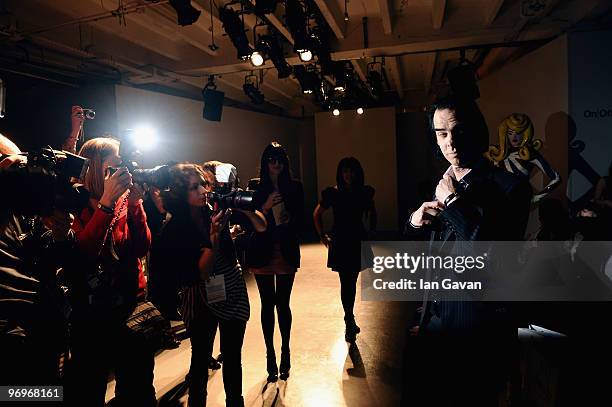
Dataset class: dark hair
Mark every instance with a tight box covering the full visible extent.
[336,157,365,191]
[259,141,292,193]
[161,163,206,216]
[428,95,489,157]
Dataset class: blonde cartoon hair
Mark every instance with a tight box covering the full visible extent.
[485,113,542,163]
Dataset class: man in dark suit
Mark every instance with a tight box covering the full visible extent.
[403,96,532,406]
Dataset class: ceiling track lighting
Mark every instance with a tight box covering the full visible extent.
[243,73,265,104]
[219,5,253,60]
[169,0,201,26]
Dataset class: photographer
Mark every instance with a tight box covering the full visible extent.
[150,162,265,407]
[0,135,75,387]
[65,137,154,407]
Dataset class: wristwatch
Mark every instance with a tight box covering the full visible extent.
[97,202,114,214]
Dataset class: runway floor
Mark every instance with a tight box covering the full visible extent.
[106,243,414,407]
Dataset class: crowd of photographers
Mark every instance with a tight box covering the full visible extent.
[0,106,285,407]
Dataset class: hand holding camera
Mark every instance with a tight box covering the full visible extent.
[100,167,132,209]
[210,207,231,248]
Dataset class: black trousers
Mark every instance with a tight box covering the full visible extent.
[187,303,246,407]
[65,313,157,407]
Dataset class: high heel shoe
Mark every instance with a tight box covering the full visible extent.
[266,353,278,383]
[279,350,290,380]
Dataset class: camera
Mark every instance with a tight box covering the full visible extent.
[104,130,171,190]
[106,165,171,190]
[205,163,254,210]
[76,108,96,120]
[0,147,90,216]
[207,187,254,210]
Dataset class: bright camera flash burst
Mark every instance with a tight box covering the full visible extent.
[357,107,364,115]
[132,125,158,150]
[332,108,340,116]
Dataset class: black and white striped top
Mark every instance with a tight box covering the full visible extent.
[180,252,250,325]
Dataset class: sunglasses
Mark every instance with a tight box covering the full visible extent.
[267,156,284,164]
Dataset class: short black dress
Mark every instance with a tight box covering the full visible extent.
[320,185,375,273]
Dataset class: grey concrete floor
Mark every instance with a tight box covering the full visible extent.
[106,243,414,407]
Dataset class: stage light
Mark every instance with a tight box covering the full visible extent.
[357,107,364,114]
[286,0,313,60]
[169,0,201,26]
[250,51,265,67]
[299,50,313,62]
[131,125,158,150]
[219,7,253,60]
[257,35,292,79]
[293,66,319,94]
[332,108,340,116]
[244,75,265,104]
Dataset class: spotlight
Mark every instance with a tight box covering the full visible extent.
[332,108,340,116]
[357,107,364,114]
[169,0,201,26]
[293,66,319,94]
[250,51,265,67]
[299,50,313,62]
[257,35,292,79]
[286,0,312,59]
[333,63,350,92]
[131,125,158,150]
[219,7,253,60]
[244,75,265,105]
[367,69,384,100]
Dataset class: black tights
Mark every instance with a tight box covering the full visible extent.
[338,270,359,321]
[254,274,295,355]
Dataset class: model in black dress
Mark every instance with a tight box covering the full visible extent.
[313,157,376,342]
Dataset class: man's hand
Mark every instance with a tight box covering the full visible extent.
[41,210,75,242]
[435,175,456,204]
[410,201,444,227]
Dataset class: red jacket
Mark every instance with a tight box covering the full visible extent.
[72,195,151,300]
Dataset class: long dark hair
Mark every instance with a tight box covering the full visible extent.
[161,163,206,217]
[259,141,292,193]
[336,157,365,191]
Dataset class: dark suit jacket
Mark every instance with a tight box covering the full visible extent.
[246,179,304,268]
[406,159,532,334]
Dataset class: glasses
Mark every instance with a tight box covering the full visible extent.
[267,156,284,164]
